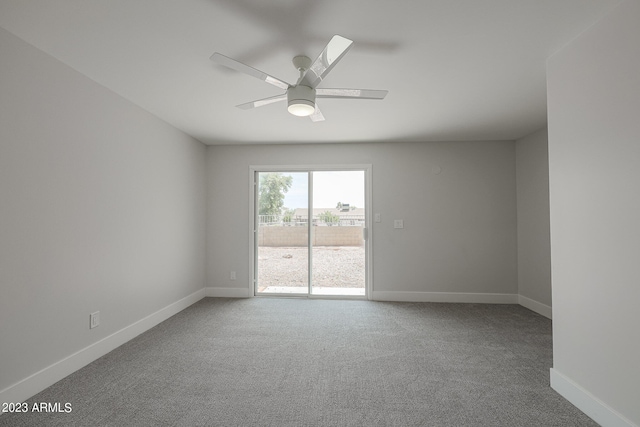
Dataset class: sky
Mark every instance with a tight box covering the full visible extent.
[275,171,365,210]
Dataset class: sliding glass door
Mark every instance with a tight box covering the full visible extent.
[253,168,368,298]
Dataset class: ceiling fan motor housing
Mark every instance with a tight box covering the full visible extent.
[287,85,316,116]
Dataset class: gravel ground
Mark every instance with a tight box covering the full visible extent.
[257,246,365,290]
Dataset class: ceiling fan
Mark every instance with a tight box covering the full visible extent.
[210,35,388,122]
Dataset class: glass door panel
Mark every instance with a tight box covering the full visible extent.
[256,172,309,294]
[311,171,366,296]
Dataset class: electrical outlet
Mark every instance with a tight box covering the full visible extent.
[90,311,100,329]
[394,219,404,229]
[374,213,381,223]
[230,271,237,280]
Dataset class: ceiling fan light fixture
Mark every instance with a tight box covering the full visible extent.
[288,100,315,117]
[287,85,316,117]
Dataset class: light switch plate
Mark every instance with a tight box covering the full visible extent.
[90,311,100,329]
[374,213,381,223]
[394,220,404,229]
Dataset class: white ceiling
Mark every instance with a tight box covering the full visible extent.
[0,0,621,145]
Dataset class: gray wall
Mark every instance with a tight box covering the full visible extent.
[515,128,551,308]
[0,29,207,393]
[206,141,518,298]
[547,0,640,424]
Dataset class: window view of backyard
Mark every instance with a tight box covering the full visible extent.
[256,171,366,296]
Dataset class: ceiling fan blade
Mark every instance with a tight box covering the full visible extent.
[310,105,325,122]
[236,94,287,110]
[316,88,388,100]
[210,53,290,90]
[298,35,353,89]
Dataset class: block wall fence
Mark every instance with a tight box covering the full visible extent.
[258,225,364,247]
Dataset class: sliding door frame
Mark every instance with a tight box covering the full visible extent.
[249,164,373,300]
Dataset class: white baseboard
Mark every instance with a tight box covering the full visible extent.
[550,369,637,427]
[204,287,250,298]
[518,295,552,319]
[372,291,518,304]
[0,288,206,405]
